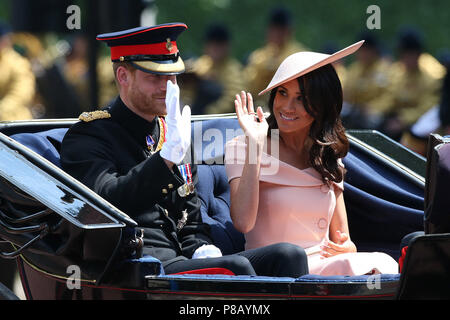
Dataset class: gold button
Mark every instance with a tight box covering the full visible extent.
[168,184,173,189]
[162,188,168,194]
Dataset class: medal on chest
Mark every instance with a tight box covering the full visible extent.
[145,117,167,154]
[177,209,188,230]
[177,163,195,197]
[145,135,156,154]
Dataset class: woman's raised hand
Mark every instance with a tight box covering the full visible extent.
[235,91,268,147]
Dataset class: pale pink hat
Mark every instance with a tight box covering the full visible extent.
[258,40,365,95]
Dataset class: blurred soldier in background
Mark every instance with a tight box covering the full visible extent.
[9,31,48,118]
[62,35,118,109]
[0,22,35,121]
[180,23,245,114]
[97,53,118,107]
[342,32,391,129]
[243,6,308,110]
[62,34,90,109]
[8,31,85,119]
[401,56,450,155]
[377,28,443,140]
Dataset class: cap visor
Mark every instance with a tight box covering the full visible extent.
[132,56,185,75]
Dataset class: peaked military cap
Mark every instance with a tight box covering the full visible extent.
[96,22,188,75]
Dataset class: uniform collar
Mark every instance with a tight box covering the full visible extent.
[108,96,159,144]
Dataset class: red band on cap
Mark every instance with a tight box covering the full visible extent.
[110,41,178,60]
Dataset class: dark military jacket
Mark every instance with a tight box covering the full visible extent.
[60,96,212,263]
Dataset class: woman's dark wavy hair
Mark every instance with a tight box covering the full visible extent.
[266,63,349,184]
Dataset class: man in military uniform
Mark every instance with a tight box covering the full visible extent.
[378,29,442,140]
[0,22,36,121]
[400,59,450,156]
[243,6,308,109]
[180,23,245,115]
[60,23,308,277]
[342,32,391,129]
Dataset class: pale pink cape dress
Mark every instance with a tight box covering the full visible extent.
[225,136,398,276]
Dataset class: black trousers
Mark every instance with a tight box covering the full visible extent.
[163,242,309,278]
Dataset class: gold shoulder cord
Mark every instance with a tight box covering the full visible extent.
[155,117,166,152]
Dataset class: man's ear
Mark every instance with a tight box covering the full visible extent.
[116,66,130,87]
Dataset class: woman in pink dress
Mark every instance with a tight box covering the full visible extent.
[225,41,398,276]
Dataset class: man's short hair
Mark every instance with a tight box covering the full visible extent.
[112,61,135,87]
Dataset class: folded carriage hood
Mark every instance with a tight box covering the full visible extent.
[0,132,137,229]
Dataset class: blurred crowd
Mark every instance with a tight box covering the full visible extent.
[0,6,449,156]
[0,21,117,121]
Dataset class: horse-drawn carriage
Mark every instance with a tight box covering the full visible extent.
[0,114,449,300]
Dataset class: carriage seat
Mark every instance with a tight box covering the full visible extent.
[9,122,246,255]
[11,128,67,168]
[10,119,425,261]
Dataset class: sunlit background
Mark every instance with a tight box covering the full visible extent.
[0,0,449,300]
[0,0,448,107]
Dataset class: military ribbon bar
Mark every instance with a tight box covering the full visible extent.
[177,164,194,197]
[178,164,192,185]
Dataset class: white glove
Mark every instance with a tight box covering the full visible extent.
[160,80,191,164]
[192,244,223,259]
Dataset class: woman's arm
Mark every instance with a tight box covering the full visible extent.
[320,189,357,257]
[329,189,350,238]
[229,146,262,233]
[229,91,268,233]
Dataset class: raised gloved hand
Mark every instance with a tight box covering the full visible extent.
[192,244,223,259]
[160,80,191,164]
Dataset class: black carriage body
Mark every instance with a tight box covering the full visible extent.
[0,114,447,300]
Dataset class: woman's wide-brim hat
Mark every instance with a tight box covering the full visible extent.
[258,40,365,95]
